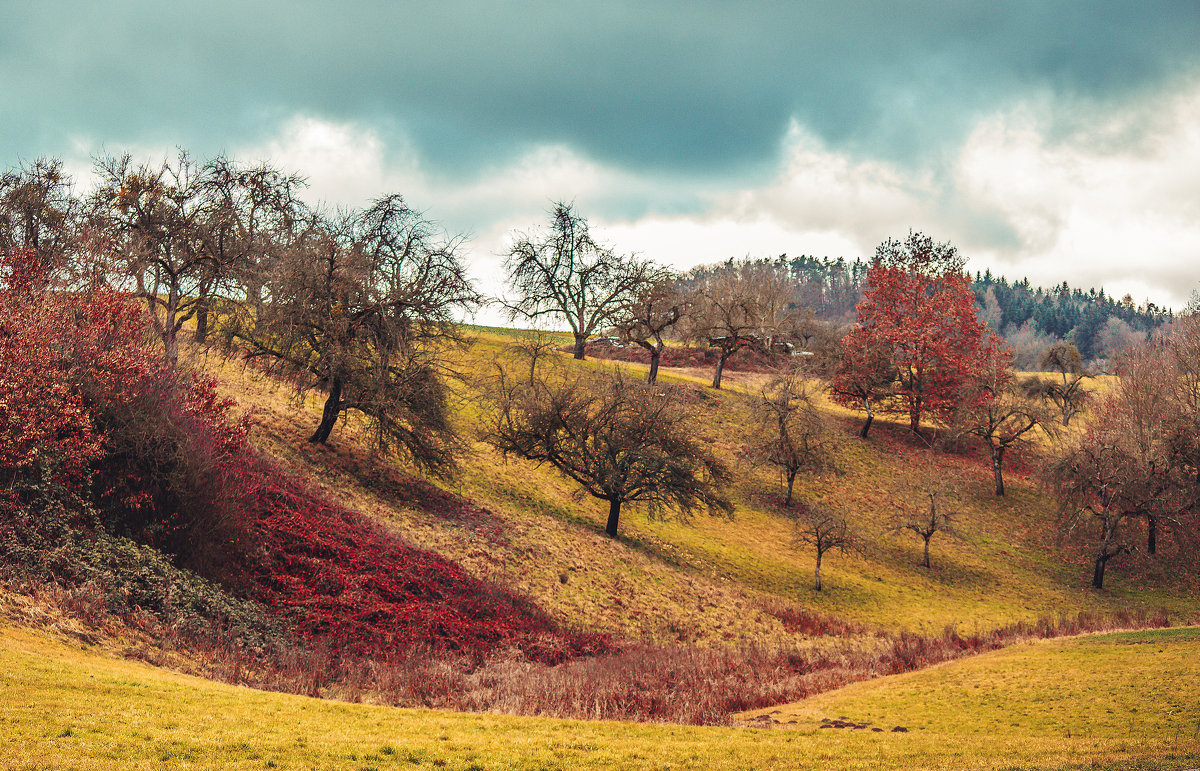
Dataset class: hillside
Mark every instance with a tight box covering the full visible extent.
[5,301,1198,735]
[205,326,1197,646]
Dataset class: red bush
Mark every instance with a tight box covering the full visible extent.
[239,459,608,662]
[0,250,102,498]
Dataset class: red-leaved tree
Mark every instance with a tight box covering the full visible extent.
[832,232,1001,435]
[0,250,102,498]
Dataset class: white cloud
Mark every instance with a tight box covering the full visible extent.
[69,84,1200,325]
[953,86,1200,307]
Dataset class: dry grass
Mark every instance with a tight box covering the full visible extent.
[1,574,1166,726]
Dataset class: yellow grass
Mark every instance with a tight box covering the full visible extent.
[187,329,1196,648]
[3,623,1197,770]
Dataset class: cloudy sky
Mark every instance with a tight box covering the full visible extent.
[4,1,1199,317]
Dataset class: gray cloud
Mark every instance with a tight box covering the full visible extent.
[3,1,1198,177]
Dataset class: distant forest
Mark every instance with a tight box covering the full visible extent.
[783,254,1174,368]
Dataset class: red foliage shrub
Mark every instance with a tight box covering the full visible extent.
[0,250,102,497]
[239,458,608,662]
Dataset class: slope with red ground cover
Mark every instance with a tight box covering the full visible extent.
[0,249,607,665]
[241,457,610,663]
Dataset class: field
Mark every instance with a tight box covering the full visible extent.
[5,321,1199,767]
[3,623,1197,770]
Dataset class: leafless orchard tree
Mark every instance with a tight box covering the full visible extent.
[1109,341,1184,555]
[193,156,305,341]
[954,350,1054,496]
[1023,342,1091,426]
[887,482,959,569]
[611,271,685,384]
[223,195,478,475]
[91,152,215,368]
[503,202,654,360]
[749,368,838,505]
[0,157,80,278]
[1051,371,1180,588]
[792,501,855,591]
[484,363,733,538]
[1166,316,1200,528]
[682,260,792,389]
[1053,435,1146,590]
[743,259,801,351]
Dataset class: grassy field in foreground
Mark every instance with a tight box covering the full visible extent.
[4,624,1198,770]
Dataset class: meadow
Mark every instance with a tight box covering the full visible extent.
[5,321,1198,767]
[3,623,1196,770]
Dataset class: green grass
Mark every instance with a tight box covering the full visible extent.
[747,626,1200,742]
[3,624,1197,770]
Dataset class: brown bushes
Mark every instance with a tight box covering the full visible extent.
[102,604,1177,726]
[4,574,1168,726]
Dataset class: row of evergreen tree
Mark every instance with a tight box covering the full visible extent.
[780,254,1172,363]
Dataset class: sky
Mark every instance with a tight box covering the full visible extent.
[3,1,1199,320]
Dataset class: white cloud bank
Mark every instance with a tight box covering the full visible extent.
[63,83,1200,322]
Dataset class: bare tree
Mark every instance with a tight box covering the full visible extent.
[1166,315,1200,537]
[743,259,800,351]
[749,368,838,505]
[92,152,217,368]
[193,156,305,342]
[956,349,1053,496]
[223,195,478,474]
[1049,330,1200,588]
[0,157,80,277]
[682,261,771,389]
[1110,341,1183,555]
[612,271,684,384]
[793,501,854,591]
[1023,342,1091,426]
[1052,435,1144,590]
[503,202,652,360]
[485,365,733,538]
[888,483,958,569]
[505,329,564,387]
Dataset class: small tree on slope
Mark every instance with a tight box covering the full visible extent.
[485,364,733,538]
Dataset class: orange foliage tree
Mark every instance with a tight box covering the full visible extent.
[832,232,1002,435]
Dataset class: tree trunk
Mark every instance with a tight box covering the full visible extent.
[648,347,662,385]
[309,377,344,444]
[161,290,180,370]
[605,498,621,537]
[814,551,823,591]
[573,333,587,360]
[162,329,179,371]
[712,350,731,389]
[785,469,797,506]
[859,399,874,439]
[1092,552,1107,590]
[195,293,210,343]
[1147,513,1157,555]
[992,445,1006,496]
[923,535,931,569]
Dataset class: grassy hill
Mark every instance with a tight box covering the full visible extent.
[6,319,1200,766]
[204,325,1197,649]
[4,622,1197,770]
